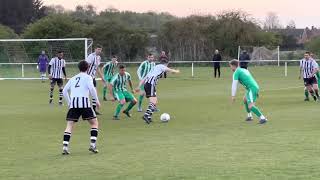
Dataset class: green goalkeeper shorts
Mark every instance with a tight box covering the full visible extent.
[246,88,259,103]
[114,90,135,102]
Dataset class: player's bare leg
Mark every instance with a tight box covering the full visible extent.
[88,118,99,153]
[243,96,253,121]
[62,121,75,155]
[138,90,145,112]
[143,97,158,124]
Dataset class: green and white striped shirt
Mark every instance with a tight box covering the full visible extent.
[110,72,131,91]
[103,61,117,77]
[137,60,155,80]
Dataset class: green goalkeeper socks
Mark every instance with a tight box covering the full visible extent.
[138,95,144,109]
[125,101,136,113]
[115,104,124,117]
[251,106,262,118]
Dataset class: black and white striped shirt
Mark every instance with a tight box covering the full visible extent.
[144,64,169,85]
[49,57,65,79]
[63,72,99,108]
[86,53,101,78]
[300,58,319,79]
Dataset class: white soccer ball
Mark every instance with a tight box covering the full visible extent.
[160,113,170,122]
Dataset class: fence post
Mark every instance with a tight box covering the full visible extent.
[21,63,25,78]
[191,62,194,77]
[278,46,280,67]
[285,62,287,77]
[237,46,241,60]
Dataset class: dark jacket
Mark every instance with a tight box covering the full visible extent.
[239,53,250,68]
[212,54,222,67]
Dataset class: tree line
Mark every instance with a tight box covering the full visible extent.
[0,0,314,61]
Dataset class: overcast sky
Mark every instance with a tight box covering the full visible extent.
[43,0,320,28]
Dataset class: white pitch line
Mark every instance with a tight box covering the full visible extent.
[261,86,305,92]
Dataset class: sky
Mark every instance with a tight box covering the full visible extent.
[43,0,320,28]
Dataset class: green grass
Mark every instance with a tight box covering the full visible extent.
[1,66,320,180]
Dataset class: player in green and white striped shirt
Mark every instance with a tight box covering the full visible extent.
[136,54,156,112]
[109,65,137,120]
[102,56,118,101]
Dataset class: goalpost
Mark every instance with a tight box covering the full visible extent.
[0,38,93,80]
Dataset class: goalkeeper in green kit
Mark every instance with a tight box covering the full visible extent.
[229,60,268,124]
[136,54,156,112]
[102,56,118,101]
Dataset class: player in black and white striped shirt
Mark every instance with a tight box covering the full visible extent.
[136,59,180,124]
[61,61,101,155]
[86,45,105,115]
[299,51,320,101]
[48,51,67,105]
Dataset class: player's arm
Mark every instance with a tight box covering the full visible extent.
[62,80,72,107]
[108,77,116,101]
[312,61,319,77]
[88,77,100,108]
[165,67,180,74]
[137,63,144,80]
[136,78,146,93]
[231,80,239,102]
[98,64,106,85]
[48,59,53,79]
[128,79,134,93]
[62,61,67,80]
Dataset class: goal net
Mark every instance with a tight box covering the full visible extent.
[0,38,93,79]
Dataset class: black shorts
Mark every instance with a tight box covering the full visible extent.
[144,83,157,98]
[50,78,63,87]
[93,78,97,87]
[66,108,96,122]
[304,77,317,86]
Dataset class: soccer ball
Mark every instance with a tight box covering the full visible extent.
[160,113,170,122]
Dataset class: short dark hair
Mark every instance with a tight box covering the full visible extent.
[78,60,89,72]
[112,55,117,59]
[229,59,239,67]
[95,44,103,49]
[119,64,126,69]
[305,51,311,55]
[57,51,63,54]
[148,53,153,56]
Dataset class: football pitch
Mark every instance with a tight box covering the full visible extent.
[2,66,320,180]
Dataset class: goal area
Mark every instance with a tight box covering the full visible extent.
[0,38,93,79]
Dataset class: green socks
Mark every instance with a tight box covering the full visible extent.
[251,106,262,118]
[244,101,251,113]
[138,95,144,109]
[103,87,107,98]
[115,104,124,117]
[125,101,136,113]
[305,89,309,99]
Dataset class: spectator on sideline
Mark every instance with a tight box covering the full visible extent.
[37,50,49,82]
[212,49,222,78]
[239,50,250,69]
[159,51,169,78]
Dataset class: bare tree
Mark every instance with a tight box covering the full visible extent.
[263,12,282,30]
[286,20,296,29]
